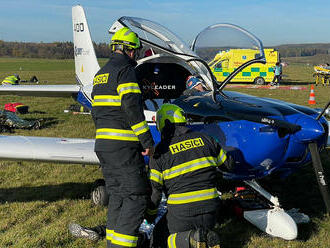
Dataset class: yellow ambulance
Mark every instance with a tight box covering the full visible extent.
[209,48,279,85]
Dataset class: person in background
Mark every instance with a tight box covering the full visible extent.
[183,75,207,96]
[2,74,20,85]
[270,62,282,86]
[147,103,226,248]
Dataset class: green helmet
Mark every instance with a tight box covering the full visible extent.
[110,27,141,50]
[156,104,186,132]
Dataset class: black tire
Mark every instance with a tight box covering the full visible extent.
[254,77,265,85]
[91,185,109,206]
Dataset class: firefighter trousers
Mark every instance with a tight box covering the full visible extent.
[166,207,218,248]
[96,147,148,248]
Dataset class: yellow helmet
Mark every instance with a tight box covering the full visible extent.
[156,104,186,132]
[110,27,141,50]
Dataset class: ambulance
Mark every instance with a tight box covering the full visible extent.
[209,48,279,85]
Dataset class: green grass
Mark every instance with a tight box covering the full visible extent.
[0,57,329,248]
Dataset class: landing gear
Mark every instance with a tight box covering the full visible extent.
[235,180,299,240]
[91,179,109,206]
[308,142,330,213]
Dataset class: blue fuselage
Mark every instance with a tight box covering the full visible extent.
[172,91,328,180]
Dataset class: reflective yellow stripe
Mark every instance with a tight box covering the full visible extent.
[111,231,138,247]
[163,156,217,180]
[106,229,114,241]
[149,169,163,185]
[92,95,121,106]
[96,128,139,141]
[216,149,227,166]
[168,233,177,248]
[167,188,219,205]
[131,120,149,136]
[117,82,141,99]
[146,208,158,215]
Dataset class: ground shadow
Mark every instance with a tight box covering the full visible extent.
[0,182,94,203]
[281,80,315,85]
[21,117,59,129]
[25,110,47,114]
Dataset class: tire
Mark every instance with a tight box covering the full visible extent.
[91,179,108,206]
[254,77,265,85]
[91,185,109,206]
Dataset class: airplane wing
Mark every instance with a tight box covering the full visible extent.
[0,85,80,97]
[0,135,99,164]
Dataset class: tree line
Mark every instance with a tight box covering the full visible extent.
[1,40,330,59]
[0,40,110,59]
[270,43,330,58]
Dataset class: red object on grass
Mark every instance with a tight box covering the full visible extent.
[4,102,29,114]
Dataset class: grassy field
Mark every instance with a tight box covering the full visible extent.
[0,57,329,248]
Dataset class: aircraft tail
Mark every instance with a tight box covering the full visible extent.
[72,5,100,87]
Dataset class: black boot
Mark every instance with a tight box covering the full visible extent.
[206,230,221,248]
[189,228,207,248]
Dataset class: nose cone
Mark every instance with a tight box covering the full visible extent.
[294,115,325,142]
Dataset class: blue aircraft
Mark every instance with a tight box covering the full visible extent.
[0,5,328,240]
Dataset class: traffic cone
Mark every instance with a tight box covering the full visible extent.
[308,84,316,104]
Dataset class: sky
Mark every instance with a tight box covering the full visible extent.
[1,0,330,46]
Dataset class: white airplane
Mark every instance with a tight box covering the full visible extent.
[0,5,329,241]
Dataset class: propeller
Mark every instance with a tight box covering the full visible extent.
[308,142,330,213]
[316,100,330,120]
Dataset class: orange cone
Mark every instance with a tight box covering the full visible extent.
[308,84,316,104]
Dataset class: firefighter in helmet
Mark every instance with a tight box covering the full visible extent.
[147,103,225,248]
[90,26,154,247]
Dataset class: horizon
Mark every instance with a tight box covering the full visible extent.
[2,40,330,48]
[0,0,330,46]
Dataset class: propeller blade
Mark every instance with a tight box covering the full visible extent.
[316,100,330,120]
[308,142,330,213]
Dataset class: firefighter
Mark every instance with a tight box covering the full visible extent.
[2,74,20,85]
[147,103,226,248]
[91,27,154,248]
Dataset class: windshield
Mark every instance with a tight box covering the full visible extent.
[119,17,197,56]
[192,23,265,87]
[112,16,215,91]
